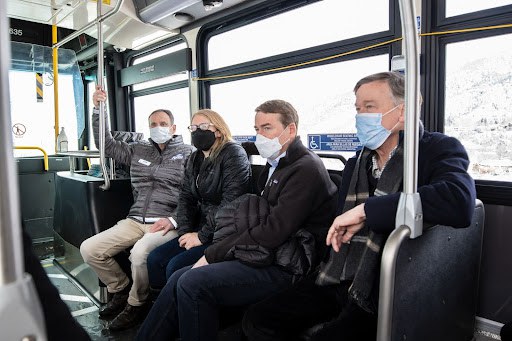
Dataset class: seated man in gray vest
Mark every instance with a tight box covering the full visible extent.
[80,87,193,331]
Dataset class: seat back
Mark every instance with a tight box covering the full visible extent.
[53,171,133,249]
[240,142,346,194]
[379,199,485,341]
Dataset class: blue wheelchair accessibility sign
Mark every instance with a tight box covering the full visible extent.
[309,135,321,150]
[307,134,361,152]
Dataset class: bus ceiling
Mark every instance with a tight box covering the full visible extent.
[7,0,249,51]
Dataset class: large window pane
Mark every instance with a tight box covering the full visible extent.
[133,88,191,144]
[11,71,79,156]
[444,34,512,181]
[446,0,512,17]
[208,0,389,70]
[210,54,389,160]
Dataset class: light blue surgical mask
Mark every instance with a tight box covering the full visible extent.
[150,126,171,144]
[355,105,400,150]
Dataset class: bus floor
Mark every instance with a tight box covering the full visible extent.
[42,259,140,340]
[41,257,503,341]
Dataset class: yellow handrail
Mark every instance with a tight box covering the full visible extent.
[52,25,59,154]
[14,146,49,171]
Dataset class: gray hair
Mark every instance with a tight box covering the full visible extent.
[354,72,405,105]
[148,109,174,124]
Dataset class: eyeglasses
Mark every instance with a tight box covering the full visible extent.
[188,123,214,132]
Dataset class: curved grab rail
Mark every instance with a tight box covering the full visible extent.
[376,226,411,341]
[377,1,422,340]
[13,146,49,171]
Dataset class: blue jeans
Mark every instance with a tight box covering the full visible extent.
[147,237,209,288]
[136,261,293,341]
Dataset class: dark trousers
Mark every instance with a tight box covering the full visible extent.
[147,237,209,288]
[136,260,293,341]
[242,278,377,341]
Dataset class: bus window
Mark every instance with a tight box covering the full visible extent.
[10,43,83,156]
[130,41,191,143]
[444,33,512,181]
[210,54,389,160]
[445,0,512,17]
[207,0,389,70]
[133,88,191,144]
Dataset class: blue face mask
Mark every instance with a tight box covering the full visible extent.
[355,105,400,150]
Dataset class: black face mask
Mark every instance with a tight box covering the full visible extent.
[192,130,216,151]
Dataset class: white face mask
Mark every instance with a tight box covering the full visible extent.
[254,127,289,159]
[150,126,171,144]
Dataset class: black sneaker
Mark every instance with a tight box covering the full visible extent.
[502,321,512,341]
[108,303,148,331]
[98,291,129,318]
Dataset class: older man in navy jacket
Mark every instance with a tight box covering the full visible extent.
[242,71,476,341]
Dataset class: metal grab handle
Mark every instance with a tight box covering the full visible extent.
[0,0,23,287]
[395,0,423,238]
[377,1,423,340]
[97,0,110,190]
[376,226,411,341]
[14,146,49,171]
[0,0,47,338]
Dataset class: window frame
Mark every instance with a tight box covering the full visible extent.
[124,37,191,134]
[197,0,401,109]
[422,0,512,198]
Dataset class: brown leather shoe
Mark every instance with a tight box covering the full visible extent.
[108,303,148,331]
[98,291,129,318]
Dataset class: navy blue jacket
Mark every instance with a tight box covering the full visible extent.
[339,130,476,232]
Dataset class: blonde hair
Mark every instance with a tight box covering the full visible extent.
[192,109,232,160]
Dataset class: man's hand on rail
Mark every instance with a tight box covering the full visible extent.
[326,203,366,252]
[149,217,175,236]
[93,85,107,108]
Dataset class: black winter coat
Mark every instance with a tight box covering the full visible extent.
[176,141,251,243]
[213,194,317,276]
[205,137,338,274]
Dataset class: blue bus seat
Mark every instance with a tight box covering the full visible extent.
[240,142,346,194]
[299,200,484,341]
[384,199,484,341]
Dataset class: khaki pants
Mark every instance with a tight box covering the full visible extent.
[80,218,178,306]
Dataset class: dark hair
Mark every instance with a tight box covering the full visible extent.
[354,72,405,105]
[148,109,174,124]
[255,99,299,129]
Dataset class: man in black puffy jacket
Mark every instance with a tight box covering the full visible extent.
[136,100,338,341]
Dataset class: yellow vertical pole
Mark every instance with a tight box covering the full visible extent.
[52,25,59,153]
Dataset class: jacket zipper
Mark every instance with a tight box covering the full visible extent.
[142,158,160,223]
